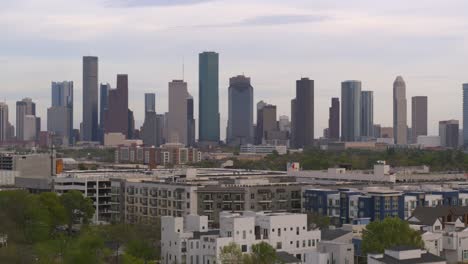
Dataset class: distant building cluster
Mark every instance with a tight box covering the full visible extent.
[0,52,465,152]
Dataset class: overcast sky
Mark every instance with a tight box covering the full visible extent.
[2,0,467,138]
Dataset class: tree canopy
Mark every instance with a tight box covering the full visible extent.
[362,217,424,255]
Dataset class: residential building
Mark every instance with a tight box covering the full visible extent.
[227,75,254,145]
[240,144,287,155]
[292,78,314,148]
[368,247,446,264]
[328,97,340,141]
[82,56,99,142]
[198,51,220,145]
[393,76,408,145]
[412,96,428,143]
[439,120,459,149]
[161,211,321,264]
[341,81,361,142]
[115,143,201,167]
[361,91,374,138]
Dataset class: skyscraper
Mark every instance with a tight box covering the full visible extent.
[104,74,129,137]
[393,76,407,145]
[292,78,314,148]
[82,56,98,142]
[99,83,110,129]
[227,75,254,145]
[328,97,340,140]
[199,51,220,144]
[255,101,277,144]
[145,93,156,115]
[341,81,361,142]
[0,103,8,143]
[187,95,195,146]
[16,98,36,141]
[411,96,428,143]
[49,81,74,145]
[167,80,189,145]
[439,120,459,149]
[463,84,468,147]
[361,91,374,138]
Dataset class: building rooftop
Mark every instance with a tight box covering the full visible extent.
[321,229,352,241]
[276,251,301,263]
[372,251,445,264]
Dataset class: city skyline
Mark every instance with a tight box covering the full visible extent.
[2,0,468,138]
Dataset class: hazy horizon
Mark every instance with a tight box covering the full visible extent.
[2,0,468,139]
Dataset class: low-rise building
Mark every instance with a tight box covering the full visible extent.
[367,246,446,264]
[161,211,321,264]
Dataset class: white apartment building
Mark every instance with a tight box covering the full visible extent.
[368,247,446,264]
[161,211,321,264]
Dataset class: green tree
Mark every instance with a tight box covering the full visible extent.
[307,212,331,229]
[39,192,67,236]
[362,217,424,255]
[60,190,95,235]
[63,230,110,264]
[219,242,243,264]
[244,242,278,264]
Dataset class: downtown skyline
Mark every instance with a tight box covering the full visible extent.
[2,0,468,138]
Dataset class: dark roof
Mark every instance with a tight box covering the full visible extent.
[276,251,301,264]
[372,252,446,264]
[192,230,220,239]
[321,229,352,241]
[409,206,468,225]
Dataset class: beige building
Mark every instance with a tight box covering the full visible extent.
[393,76,407,145]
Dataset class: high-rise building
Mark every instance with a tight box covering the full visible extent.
[411,96,428,143]
[145,93,156,115]
[99,83,110,129]
[227,75,254,145]
[0,103,8,143]
[23,115,37,141]
[292,78,314,148]
[439,120,459,149]
[82,56,99,142]
[167,80,190,145]
[199,51,220,144]
[187,95,195,146]
[49,81,74,145]
[127,109,135,139]
[463,84,468,147]
[361,91,374,138]
[16,98,36,141]
[393,76,407,145]
[255,101,277,144]
[341,81,361,142]
[104,74,129,137]
[328,97,340,140]
[290,99,296,146]
[278,115,291,133]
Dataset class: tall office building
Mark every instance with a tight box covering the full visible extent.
[278,115,291,133]
[16,98,36,141]
[0,103,8,142]
[104,74,129,137]
[255,101,277,144]
[463,84,468,147]
[341,81,361,142]
[99,83,110,129]
[411,96,428,143]
[290,99,296,146]
[82,56,99,142]
[292,78,314,148]
[361,91,374,138]
[328,97,340,140]
[49,81,74,144]
[145,93,156,115]
[439,120,459,149]
[187,95,195,146]
[227,75,254,145]
[167,80,190,145]
[23,115,37,141]
[393,76,407,145]
[199,51,220,144]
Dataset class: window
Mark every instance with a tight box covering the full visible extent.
[276,242,282,249]
[278,228,281,237]
[296,241,299,248]
[463,250,468,260]
[308,240,311,247]
[243,230,246,239]
[251,193,255,199]
[241,245,247,252]
[227,231,232,237]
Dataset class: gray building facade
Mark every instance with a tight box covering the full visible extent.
[199,52,220,144]
[361,90,374,138]
[227,75,254,145]
[82,56,99,142]
[411,96,428,143]
[341,81,361,142]
[393,76,407,145]
[292,78,314,148]
[463,84,468,147]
